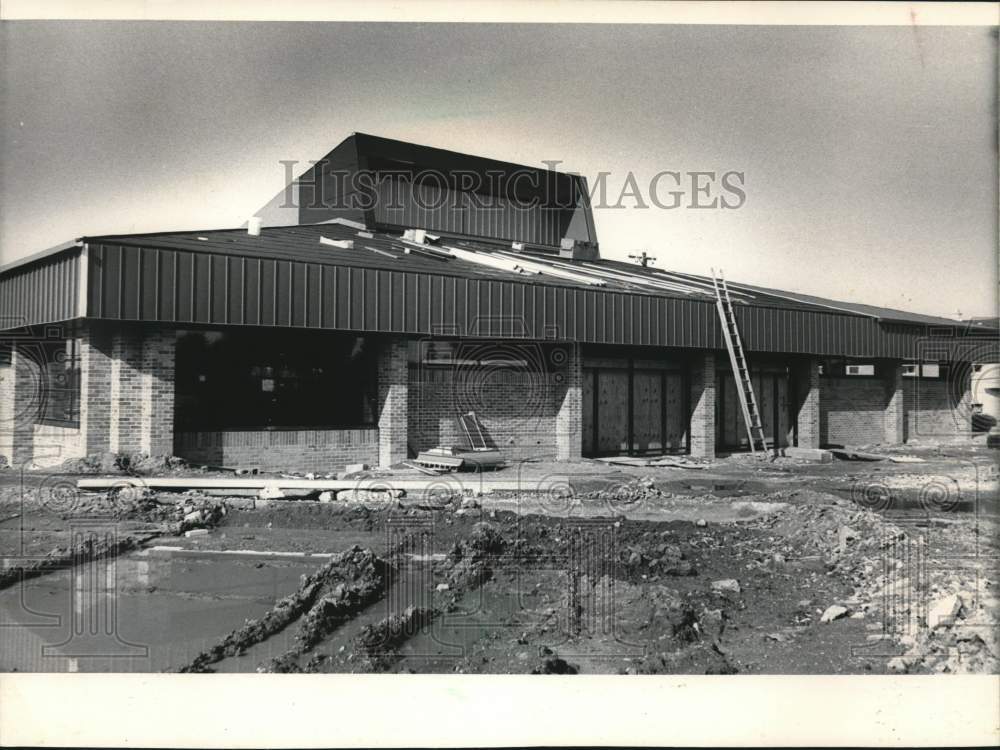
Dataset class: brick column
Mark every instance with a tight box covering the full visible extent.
[0,347,14,464]
[688,352,716,459]
[792,358,821,448]
[82,326,176,457]
[555,342,582,461]
[883,361,905,444]
[6,344,44,465]
[80,326,112,455]
[377,338,409,468]
[141,331,176,455]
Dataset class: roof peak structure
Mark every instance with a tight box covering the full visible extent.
[252,132,599,259]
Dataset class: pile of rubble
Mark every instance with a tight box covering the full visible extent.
[60,452,189,475]
[758,493,999,673]
[580,476,666,506]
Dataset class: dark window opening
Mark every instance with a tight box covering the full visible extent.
[38,338,81,427]
[174,330,377,431]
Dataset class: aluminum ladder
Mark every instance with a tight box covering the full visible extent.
[711,268,769,455]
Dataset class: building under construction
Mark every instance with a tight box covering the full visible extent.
[0,134,993,472]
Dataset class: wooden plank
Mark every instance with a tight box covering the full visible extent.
[582,368,595,455]
[77,476,572,492]
[597,369,629,453]
[631,370,663,452]
[664,372,686,453]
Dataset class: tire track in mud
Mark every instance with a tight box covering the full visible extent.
[260,522,506,673]
[179,546,389,673]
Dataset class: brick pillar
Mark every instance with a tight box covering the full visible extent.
[688,352,716,459]
[6,344,44,465]
[377,338,409,467]
[556,342,582,461]
[136,330,176,455]
[952,366,974,441]
[0,347,14,464]
[80,326,113,455]
[793,358,821,448]
[81,326,176,457]
[883,362,905,444]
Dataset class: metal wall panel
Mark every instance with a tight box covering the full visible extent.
[0,250,80,328]
[81,241,959,359]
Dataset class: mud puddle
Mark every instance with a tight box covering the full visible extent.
[0,548,319,672]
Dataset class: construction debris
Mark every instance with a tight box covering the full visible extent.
[779,447,833,463]
[820,605,849,623]
[592,455,709,469]
[829,448,925,463]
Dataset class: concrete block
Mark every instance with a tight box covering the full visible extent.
[345,463,369,474]
[781,447,833,463]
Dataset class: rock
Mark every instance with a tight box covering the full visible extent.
[887,657,909,674]
[820,605,849,623]
[711,579,741,595]
[460,496,480,509]
[927,593,964,630]
[336,489,399,505]
[183,510,204,524]
[318,491,335,503]
[695,519,707,527]
[184,528,209,538]
[436,583,450,592]
[344,463,369,474]
[259,486,285,500]
[838,526,859,551]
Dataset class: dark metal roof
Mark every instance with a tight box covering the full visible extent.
[2,221,987,361]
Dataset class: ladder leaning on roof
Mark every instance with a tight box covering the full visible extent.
[711,268,770,456]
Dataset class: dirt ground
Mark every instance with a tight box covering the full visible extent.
[0,441,996,674]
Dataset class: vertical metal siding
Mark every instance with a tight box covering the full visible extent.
[0,250,80,328]
[77,242,953,358]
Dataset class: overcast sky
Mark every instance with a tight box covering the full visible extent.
[1,21,996,318]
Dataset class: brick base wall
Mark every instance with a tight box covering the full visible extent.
[175,429,378,473]
[820,376,890,446]
[409,369,565,461]
[903,378,972,442]
[408,343,580,462]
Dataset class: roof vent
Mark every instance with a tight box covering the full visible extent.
[247,217,262,236]
[403,228,427,244]
[559,238,600,261]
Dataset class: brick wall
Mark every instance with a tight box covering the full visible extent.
[0,353,14,464]
[903,376,972,442]
[377,338,409,467]
[408,346,579,462]
[0,324,178,467]
[688,352,716,458]
[820,376,889,446]
[792,358,821,448]
[556,343,582,460]
[175,428,377,473]
[104,328,176,458]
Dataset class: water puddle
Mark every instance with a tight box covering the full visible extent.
[0,548,322,672]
